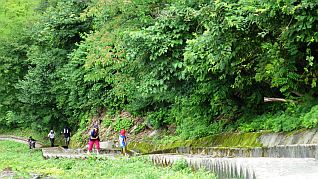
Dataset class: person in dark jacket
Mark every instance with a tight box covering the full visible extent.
[28,136,36,149]
[61,126,71,146]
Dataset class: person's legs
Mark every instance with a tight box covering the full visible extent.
[87,140,94,154]
[66,137,70,146]
[50,138,54,147]
[123,146,127,156]
[64,137,69,146]
[121,147,127,156]
[95,140,100,154]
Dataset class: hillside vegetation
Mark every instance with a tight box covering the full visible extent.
[1,0,318,140]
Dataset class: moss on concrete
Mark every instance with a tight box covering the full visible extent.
[129,132,264,154]
[128,141,154,154]
[187,132,263,148]
[125,129,318,154]
[285,128,306,137]
[215,132,263,147]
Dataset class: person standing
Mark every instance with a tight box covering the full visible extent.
[119,129,127,156]
[61,126,71,146]
[87,124,100,155]
[48,130,55,147]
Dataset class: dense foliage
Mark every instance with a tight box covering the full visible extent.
[1,0,318,138]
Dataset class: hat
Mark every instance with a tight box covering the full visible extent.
[94,124,99,129]
[120,129,126,135]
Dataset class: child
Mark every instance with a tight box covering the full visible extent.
[87,124,100,154]
[28,136,36,149]
[118,129,127,156]
[48,129,55,147]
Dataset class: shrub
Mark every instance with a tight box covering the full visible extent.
[301,105,318,128]
[113,118,133,131]
[171,158,189,172]
[147,109,173,129]
[101,119,112,128]
[134,122,147,134]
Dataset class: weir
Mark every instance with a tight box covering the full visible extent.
[161,144,318,158]
[147,129,318,178]
[149,154,318,179]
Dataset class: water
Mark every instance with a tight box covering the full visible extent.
[150,154,318,179]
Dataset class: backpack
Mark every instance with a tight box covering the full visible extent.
[90,128,99,139]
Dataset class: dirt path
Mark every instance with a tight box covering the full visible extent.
[0,135,43,148]
[0,135,121,159]
[0,167,14,178]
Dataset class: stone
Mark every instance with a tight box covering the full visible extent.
[100,141,114,149]
[148,130,158,137]
[310,130,318,144]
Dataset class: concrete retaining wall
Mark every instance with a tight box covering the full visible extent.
[171,144,318,158]
[259,129,318,147]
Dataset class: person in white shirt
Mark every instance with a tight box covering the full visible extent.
[48,130,55,147]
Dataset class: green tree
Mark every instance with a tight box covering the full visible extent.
[14,0,93,129]
[0,0,40,127]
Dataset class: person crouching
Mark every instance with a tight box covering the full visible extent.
[87,125,100,155]
[28,136,36,149]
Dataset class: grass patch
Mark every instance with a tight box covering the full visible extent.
[0,141,216,178]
